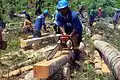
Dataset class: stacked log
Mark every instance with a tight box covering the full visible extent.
[20,34,60,50]
[94,50,102,74]
[33,50,71,79]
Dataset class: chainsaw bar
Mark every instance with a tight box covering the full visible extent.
[46,35,74,61]
[47,44,61,61]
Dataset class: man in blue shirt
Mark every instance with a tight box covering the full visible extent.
[33,10,49,38]
[113,9,120,31]
[55,0,83,46]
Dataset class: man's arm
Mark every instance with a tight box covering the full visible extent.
[71,14,83,37]
[55,12,65,34]
[69,29,76,37]
[59,27,66,35]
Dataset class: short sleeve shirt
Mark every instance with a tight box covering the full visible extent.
[34,14,46,31]
[56,11,83,34]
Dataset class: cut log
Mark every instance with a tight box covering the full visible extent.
[94,50,102,74]
[27,33,49,39]
[94,40,120,80]
[9,45,56,70]
[9,56,44,70]
[94,50,101,63]
[20,34,60,49]
[2,49,75,78]
[24,70,34,80]
[91,34,104,41]
[102,61,111,74]
[1,45,56,71]
[33,50,73,79]
[2,65,33,78]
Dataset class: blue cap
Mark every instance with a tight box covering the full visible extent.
[116,9,120,13]
[57,0,68,9]
[22,10,26,14]
[43,10,49,15]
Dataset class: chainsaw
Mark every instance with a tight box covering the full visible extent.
[46,35,74,61]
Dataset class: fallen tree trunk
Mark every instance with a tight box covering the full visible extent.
[94,40,120,80]
[9,56,44,70]
[9,45,56,70]
[2,54,47,78]
[20,34,60,49]
[2,66,33,78]
[2,50,71,78]
[33,50,73,79]
[94,50,102,73]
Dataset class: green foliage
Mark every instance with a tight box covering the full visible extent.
[0,0,120,22]
[41,0,57,14]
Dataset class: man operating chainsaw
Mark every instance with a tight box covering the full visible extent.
[54,0,84,61]
[55,0,83,47]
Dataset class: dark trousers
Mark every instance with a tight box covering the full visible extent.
[33,30,41,38]
[77,33,82,45]
[53,23,61,34]
[113,20,118,30]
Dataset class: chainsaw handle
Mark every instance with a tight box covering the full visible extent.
[59,34,70,41]
[59,34,74,49]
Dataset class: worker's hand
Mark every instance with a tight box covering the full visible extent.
[69,34,72,38]
[62,33,70,38]
[63,32,67,36]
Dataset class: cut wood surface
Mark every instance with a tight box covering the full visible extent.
[33,50,72,79]
[94,50,102,74]
[2,50,71,78]
[20,34,60,48]
[94,50,111,74]
[102,60,111,74]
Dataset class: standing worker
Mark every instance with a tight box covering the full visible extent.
[113,9,120,31]
[33,10,49,38]
[97,7,102,18]
[21,10,33,35]
[0,18,7,49]
[55,0,83,60]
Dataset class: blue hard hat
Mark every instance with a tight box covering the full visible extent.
[43,10,49,15]
[57,0,68,10]
[22,10,26,14]
[116,9,120,13]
